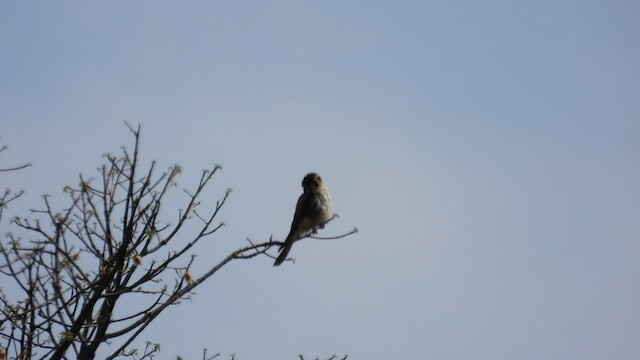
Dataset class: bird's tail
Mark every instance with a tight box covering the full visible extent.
[273,238,293,266]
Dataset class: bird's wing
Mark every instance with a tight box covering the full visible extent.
[286,191,311,242]
[274,192,310,265]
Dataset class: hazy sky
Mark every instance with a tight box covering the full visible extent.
[2,1,639,359]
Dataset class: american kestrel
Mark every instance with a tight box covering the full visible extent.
[274,173,332,266]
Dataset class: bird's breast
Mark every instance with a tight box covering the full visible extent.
[313,187,332,221]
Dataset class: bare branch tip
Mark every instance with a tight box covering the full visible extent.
[124,121,141,135]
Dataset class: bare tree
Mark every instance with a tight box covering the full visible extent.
[0,126,356,359]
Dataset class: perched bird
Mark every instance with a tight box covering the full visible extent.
[274,173,332,266]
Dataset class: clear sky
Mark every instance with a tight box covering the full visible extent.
[2,1,639,359]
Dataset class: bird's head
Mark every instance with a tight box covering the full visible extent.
[302,173,323,191]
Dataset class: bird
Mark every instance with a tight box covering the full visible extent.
[274,173,332,266]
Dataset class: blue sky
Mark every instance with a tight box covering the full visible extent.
[2,1,639,359]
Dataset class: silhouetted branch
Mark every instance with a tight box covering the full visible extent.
[0,141,30,221]
[0,142,32,173]
[202,349,221,360]
[298,355,348,360]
